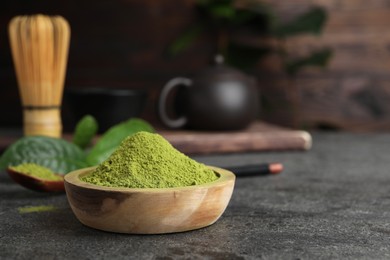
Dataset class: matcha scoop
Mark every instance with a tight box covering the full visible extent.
[7,163,65,192]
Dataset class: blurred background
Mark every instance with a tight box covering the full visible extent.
[1,0,390,132]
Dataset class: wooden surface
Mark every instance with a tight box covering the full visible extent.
[64,166,235,234]
[259,1,390,131]
[159,121,312,155]
[2,1,390,131]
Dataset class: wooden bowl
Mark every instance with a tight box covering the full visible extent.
[64,166,235,234]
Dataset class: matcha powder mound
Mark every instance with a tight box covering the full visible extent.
[81,132,218,188]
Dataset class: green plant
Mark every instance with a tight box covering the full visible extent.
[169,0,332,75]
[0,116,155,174]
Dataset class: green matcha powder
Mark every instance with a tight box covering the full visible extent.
[81,132,218,188]
[9,163,61,181]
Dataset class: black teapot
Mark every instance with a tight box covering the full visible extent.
[158,56,259,130]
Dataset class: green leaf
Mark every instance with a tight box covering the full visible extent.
[0,136,87,174]
[197,0,237,24]
[273,7,327,38]
[232,3,277,33]
[72,115,98,149]
[285,48,332,75]
[226,42,271,69]
[231,9,258,26]
[86,118,154,166]
[209,4,236,19]
[168,24,204,56]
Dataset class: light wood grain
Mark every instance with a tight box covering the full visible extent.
[64,166,235,234]
[8,14,70,137]
[23,109,62,137]
[159,121,312,154]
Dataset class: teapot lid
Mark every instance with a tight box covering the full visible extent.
[214,54,225,65]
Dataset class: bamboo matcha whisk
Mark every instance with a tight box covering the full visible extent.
[8,14,70,137]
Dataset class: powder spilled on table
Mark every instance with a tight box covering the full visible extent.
[18,205,58,214]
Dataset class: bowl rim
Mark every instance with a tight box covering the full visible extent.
[64,165,235,193]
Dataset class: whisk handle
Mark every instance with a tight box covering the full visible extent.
[23,107,62,138]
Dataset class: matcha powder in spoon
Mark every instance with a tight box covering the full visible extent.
[81,132,218,188]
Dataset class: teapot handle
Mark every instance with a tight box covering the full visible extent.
[158,77,192,128]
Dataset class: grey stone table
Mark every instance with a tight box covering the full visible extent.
[1,132,390,259]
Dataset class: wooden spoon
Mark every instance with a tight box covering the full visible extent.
[7,167,65,192]
[64,165,235,234]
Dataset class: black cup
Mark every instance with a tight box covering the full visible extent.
[65,87,147,133]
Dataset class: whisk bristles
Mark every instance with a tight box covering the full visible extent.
[9,14,70,137]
